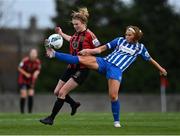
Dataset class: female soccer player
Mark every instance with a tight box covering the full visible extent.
[18,48,41,113]
[45,25,167,127]
[40,7,100,125]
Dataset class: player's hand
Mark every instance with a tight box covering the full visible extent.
[25,73,31,78]
[44,39,50,48]
[78,49,91,56]
[46,48,55,58]
[55,27,63,35]
[160,68,167,76]
[33,70,40,79]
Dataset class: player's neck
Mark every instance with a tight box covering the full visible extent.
[79,27,87,32]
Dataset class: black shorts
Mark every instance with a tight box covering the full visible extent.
[18,83,32,90]
[61,68,89,85]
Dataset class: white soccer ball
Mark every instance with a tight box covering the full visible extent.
[48,34,63,49]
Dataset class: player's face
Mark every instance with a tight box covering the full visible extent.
[72,19,85,32]
[29,49,38,61]
[125,30,135,43]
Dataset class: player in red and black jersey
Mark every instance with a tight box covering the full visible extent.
[18,48,41,113]
[40,7,100,125]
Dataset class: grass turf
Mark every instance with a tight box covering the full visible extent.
[0,112,179,135]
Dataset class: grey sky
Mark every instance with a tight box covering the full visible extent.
[1,0,55,28]
[1,0,180,29]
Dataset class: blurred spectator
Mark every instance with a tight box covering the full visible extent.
[17,48,41,113]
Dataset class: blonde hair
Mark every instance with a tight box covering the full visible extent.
[126,25,143,41]
[71,7,89,24]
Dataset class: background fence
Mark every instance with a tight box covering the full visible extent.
[1,93,180,113]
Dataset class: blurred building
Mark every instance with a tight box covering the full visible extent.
[0,16,45,93]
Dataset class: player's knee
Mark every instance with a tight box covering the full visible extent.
[58,91,66,99]
[29,92,34,96]
[54,90,58,96]
[21,90,27,98]
[54,92,58,96]
[109,93,118,101]
[28,90,34,96]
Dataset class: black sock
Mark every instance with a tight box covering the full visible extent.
[28,96,33,113]
[20,98,26,114]
[50,98,65,120]
[65,94,76,106]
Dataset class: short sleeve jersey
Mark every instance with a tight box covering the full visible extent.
[69,29,100,69]
[104,37,151,72]
[18,57,41,85]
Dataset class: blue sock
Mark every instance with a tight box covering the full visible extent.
[111,100,120,122]
[55,52,79,64]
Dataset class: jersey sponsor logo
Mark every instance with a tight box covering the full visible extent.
[120,46,136,55]
[135,46,140,52]
[92,38,100,47]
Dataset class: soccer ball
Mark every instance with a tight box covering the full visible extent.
[48,34,63,49]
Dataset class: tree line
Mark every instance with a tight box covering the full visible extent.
[36,0,180,94]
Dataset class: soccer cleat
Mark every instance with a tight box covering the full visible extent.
[71,102,81,116]
[114,121,121,128]
[39,116,54,125]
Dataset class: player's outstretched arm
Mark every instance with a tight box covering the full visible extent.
[149,58,167,76]
[78,45,107,55]
[55,27,71,42]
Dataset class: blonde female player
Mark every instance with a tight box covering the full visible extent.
[40,7,100,125]
[46,25,167,127]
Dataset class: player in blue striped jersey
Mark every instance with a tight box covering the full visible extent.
[104,36,151,72]
[46,25,167,127]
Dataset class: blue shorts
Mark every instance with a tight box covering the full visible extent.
[96,57,122,82]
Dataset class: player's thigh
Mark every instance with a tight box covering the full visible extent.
[54,79,65,95]
[78,56,98,70]
[20,89,27,97]
[55,68,75,95]
[59,68,89,96]
[58,78,78,97]
[106,65,122,100]
[71,68,89,85]
[19,84,28,97]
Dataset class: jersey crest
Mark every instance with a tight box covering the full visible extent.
[72,41,78,49]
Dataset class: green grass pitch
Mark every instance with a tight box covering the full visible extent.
[0,112,180,135]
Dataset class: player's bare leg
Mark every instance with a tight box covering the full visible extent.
[54,80,65,96]
[40,78,80,125]
[58,78,80,115]
[108,79,121,127]
[54,79,81,115]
